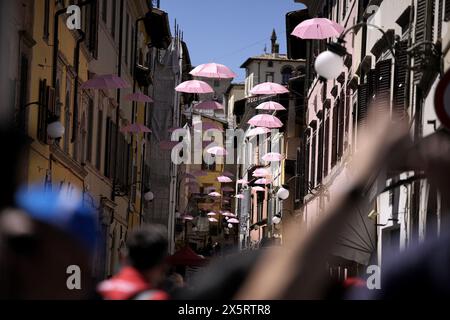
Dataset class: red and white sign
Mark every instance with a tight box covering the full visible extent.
[434,69,450,129]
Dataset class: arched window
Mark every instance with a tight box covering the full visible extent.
[281,65,294,85]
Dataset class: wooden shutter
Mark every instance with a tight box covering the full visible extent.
[414,0,429,82]
[37,79,48,143]
[324,111,330,176]
[393,41,409,120]
[367,69,377,106]
[317,120,324,184]
[357,84,369,127]
[305,132,311,193]
[331,99,339,166]
[375,59,392,113]
[338,91,345,159]
[446,0,450,21]
[311,132,317,188]
[104,118,111,178]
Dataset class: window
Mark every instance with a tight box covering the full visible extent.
[125,13,130,65]
[87,97,94,163]
[96,109,103,170]
[266,72,274,82]
[102,0,108,23]
[43,0,50,40]
[64,77,72,153]
[446,0,450,21]
[130,26,135,75]
[268,61,273,68]
[17,55,29,132]
[111,0,117,39]
[311,132,317,188]
[281,66,293,85]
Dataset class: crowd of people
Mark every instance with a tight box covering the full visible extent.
[1,108,450,299]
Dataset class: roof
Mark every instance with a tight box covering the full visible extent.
[240,54,305,68]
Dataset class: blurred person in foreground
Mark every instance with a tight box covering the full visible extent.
[97,225,169,300]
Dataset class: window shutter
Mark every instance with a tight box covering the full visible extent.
[375,59,392,113]
[311,132,317,188]
[331,99,339,166]
[414,0,429,82]
[446,0,450,21]
[357,84,369,127]
[305,131,311,193]
[367,69,377,105]
[324,111,330,176]
[37,79,48,143]
[338,91,345,159]
[317,120,324,184]
[394,42,408,120]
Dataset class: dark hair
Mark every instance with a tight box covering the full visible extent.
[126,225,168,271]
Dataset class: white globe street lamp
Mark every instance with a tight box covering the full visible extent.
[277,187,290,201]
[144,191,154,202]
[314,42,347,80]
[47,121,65,139]
[272,214,282,225]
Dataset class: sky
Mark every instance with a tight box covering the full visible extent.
[160,0,305,83]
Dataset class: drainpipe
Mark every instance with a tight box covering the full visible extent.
[112,0,125,201]
[72,30,85,143]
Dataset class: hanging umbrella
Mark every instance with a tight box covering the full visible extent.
[248,114,283,129]
[208,192,222,197]
[207,212,217,216]
[262,152,284,162]
[183,215,194,221]
[246,127,271,137]
[209,217,219,223]
[194,100,224,110]
[256,101,286,111]
[167,246,207,267]
[235,194,245,199]
[175,80,214,94]
[124,92,154,103]
[221,211,234,217]
[255,178,272,185]
[81,74,130,90]
[228,218,240,224]
[237,179,248,185]
[121,123,152,134]
[207,146,228,156]
[253,168,271,177]
[217,176,233,183]
[190,62,237,79]
[252,186,266,192]
[222,186,235,192]
[222,171,235,178]
[291,18,345,40]
[250,82,289,95]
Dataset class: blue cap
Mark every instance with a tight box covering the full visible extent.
[15,184,98,252]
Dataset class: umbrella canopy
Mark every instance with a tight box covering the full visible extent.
[255,178,272,185]
[248,114,283,129]
[120,123,152,134]
[250,82,289,95]
[207,212,217,216]
[228,218,240,224]
[208,217,219,223]
[256,101,286,111]
[207,146,228,156]
[222,171,235,178]
[81,74,130,90]
[208,192,222,197]
[193,100,224,110]
[167,246,206,267]
[221,211,234,217]
[246,127,271,137]
[124,92,153,103]
[237,179,248,185]
[262,152,284,162]
[252,186,266,192]
[217,176,233,183]
[235,194,245,199]
[222,186,235,192]
[190,62,237,79]
[253,168,271,177]
[175,80,214,94]
[183,215,194,221]
[291,17,345,40]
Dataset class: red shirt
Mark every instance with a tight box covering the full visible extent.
[97,267,169,300]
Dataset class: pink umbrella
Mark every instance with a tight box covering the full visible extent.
[125,92,154,103]
[250,82,289,95]
[190,63,237,79]
[207,146,228,156]
[209,217,219,223]
[253,168,271,177]
[81,74,130,90]
[194,101,224,110]
[221,211,234,217]
[208,192,222,197]
[248,114,283,129]
[222,187,235,192]
[228,218,240,224]
[255,178,272,185]
[235,194,245,199]
[121,123,152,133]
[217,176,233,183]
[207,212,217,216]
[222,171,235,178]
[262,152,284,162]
[175,80,214,94]
[237,179,248,185]
[252,186,266,192]
[246,127,271,137]
[291,18,345,40]
[183,215,194,221]
[256,101,286,111]
[159,141,179,150]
